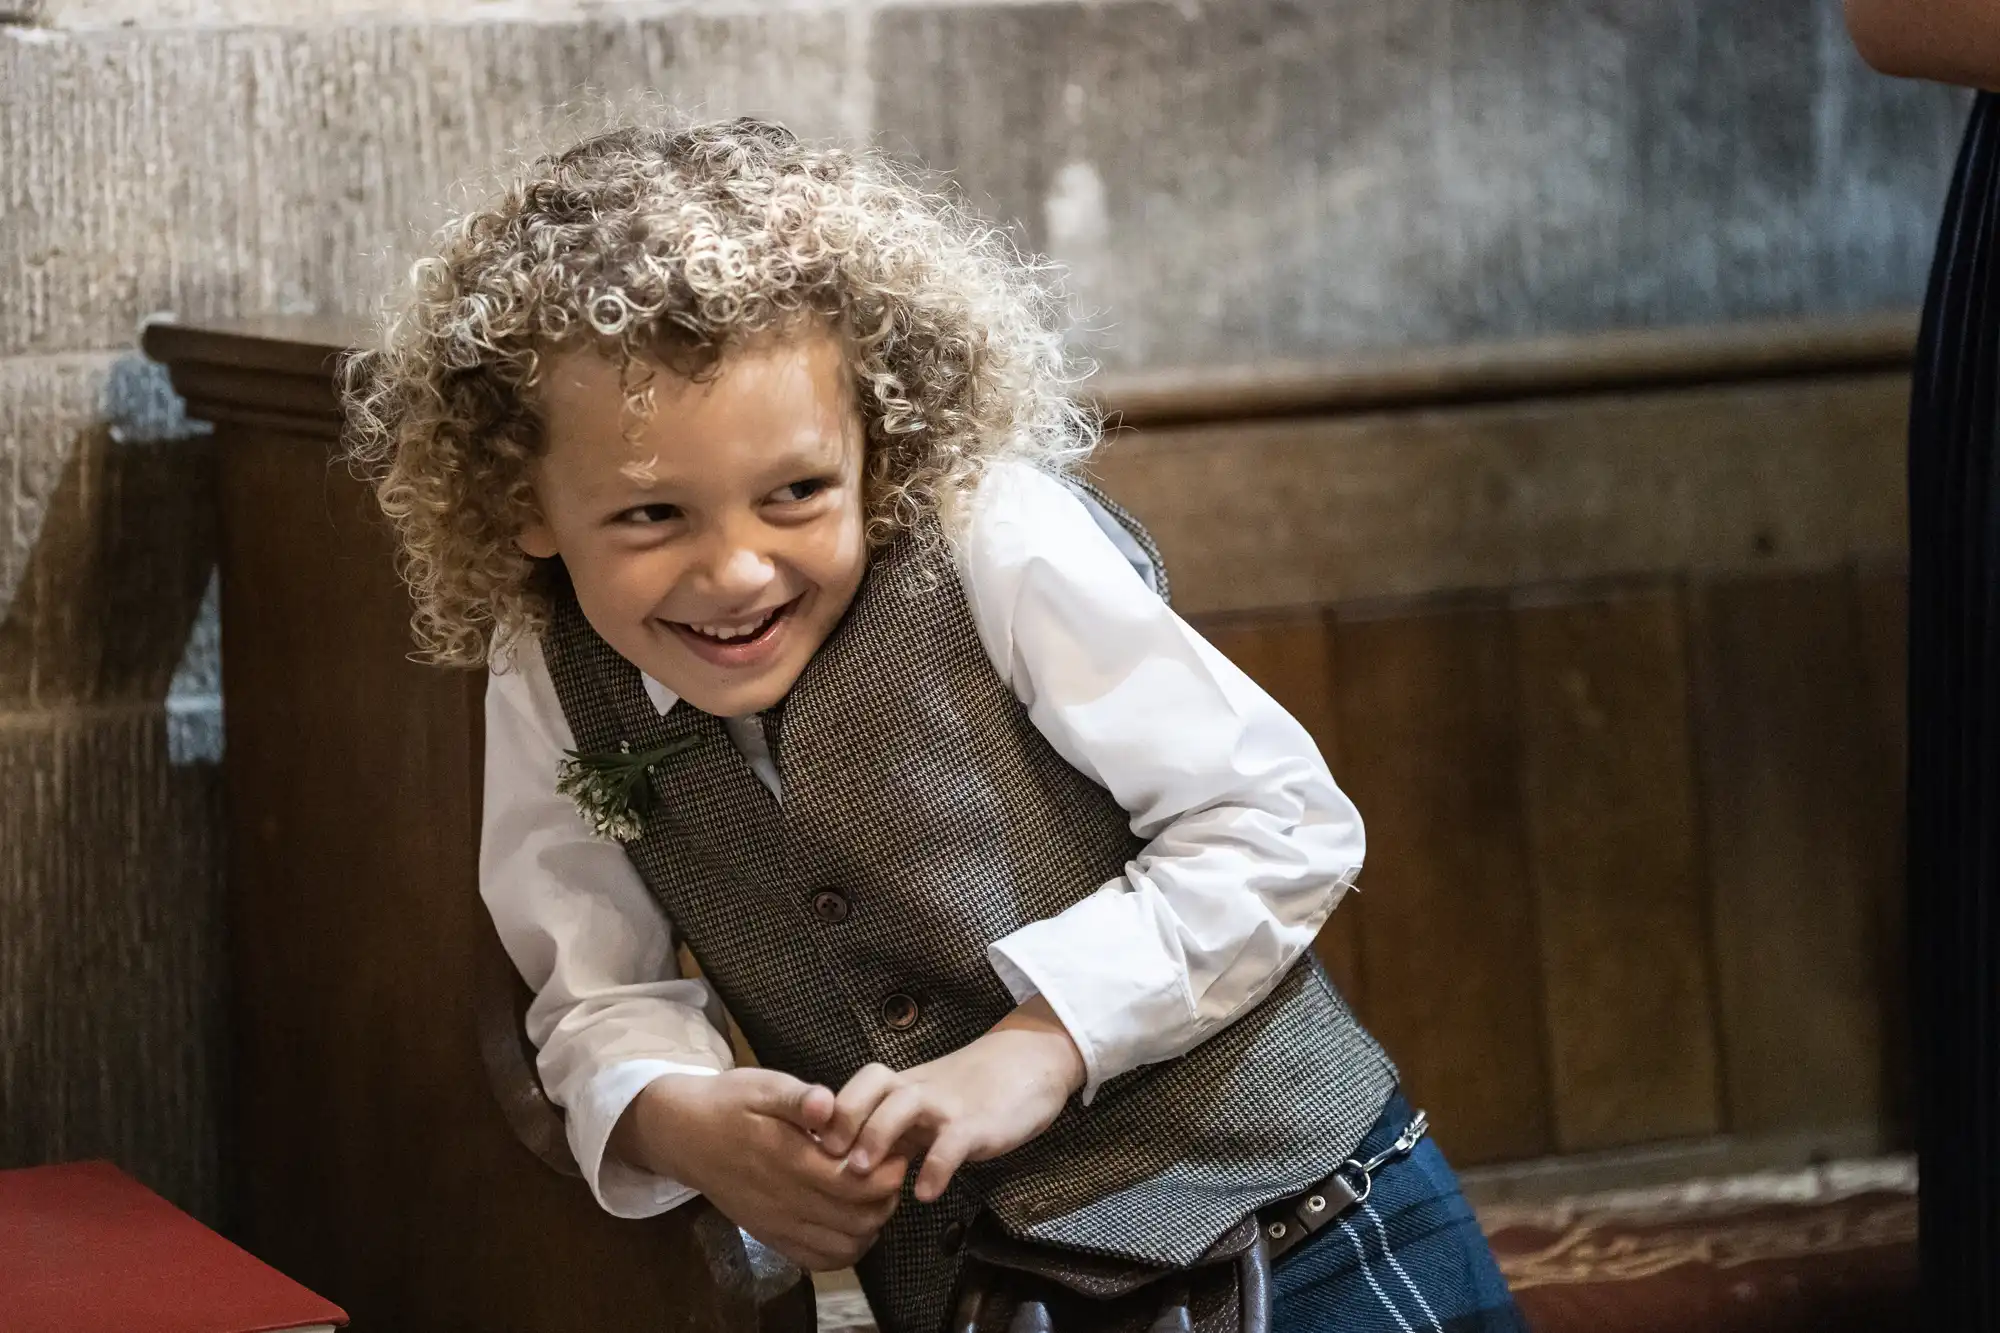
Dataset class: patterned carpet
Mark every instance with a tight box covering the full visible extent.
[1485,1158,1916,1333]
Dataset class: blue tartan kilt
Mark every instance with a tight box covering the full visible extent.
[1271,1092,1526,1333]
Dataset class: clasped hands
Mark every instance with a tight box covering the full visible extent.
[617,996,1086,1271]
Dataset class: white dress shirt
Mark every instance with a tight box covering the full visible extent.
[480,461,1367,1218]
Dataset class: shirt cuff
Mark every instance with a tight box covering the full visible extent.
[565,1058,718,1218]
[987,886,1192,1103]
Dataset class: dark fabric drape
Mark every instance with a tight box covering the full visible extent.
[1910,90,2000,1330]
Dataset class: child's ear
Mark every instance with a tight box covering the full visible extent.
[516,518,559,560]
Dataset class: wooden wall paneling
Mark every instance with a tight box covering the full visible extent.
[1093,372,1908,619]
[1198,612,1364,1009]
[1089,313,1915,429]
[1688,570,1894,1139]
[1851,562,1911,776]
[1511,584,1723,1153]
[1850,559,1913,1144]
[1330,598,1553,1165]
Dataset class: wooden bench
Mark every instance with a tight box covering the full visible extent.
[147,312,1915,1331]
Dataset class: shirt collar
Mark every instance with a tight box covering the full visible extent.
[640,672,680,718]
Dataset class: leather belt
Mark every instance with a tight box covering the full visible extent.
[1255,1108,1429,1263]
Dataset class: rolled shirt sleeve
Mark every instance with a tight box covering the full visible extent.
[962,463,1365,1101]
[480,637,738,1216]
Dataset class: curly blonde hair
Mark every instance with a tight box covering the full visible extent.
[341,116,1097,667]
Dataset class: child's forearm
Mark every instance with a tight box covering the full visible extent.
[1847,0,2000,87]
[609,1073,701,1181]
[988,994,1088,1099]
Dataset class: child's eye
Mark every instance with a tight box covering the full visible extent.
[616,503,682,525]
[772,478,830,504]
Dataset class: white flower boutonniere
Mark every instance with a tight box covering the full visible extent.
[556,737,698,843]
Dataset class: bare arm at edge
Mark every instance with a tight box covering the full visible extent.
[1846,0,2000,88]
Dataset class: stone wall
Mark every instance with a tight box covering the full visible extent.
[0,0,1969,1227]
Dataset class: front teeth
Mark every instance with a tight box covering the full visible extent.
[687,609,777,641]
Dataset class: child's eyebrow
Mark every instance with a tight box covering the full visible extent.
[578,437,847,504]
[765,446,846,477]
[753,431,854,479]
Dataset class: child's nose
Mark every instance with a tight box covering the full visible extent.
[699,533,778,599]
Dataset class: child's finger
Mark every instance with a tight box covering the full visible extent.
[821,1061,899,1156]
[913,1127,974,1203]
[839,1168,907,1229]
[849,1086,934,1174]
[741,1068,836,1135]
[816,1150,909,1207]
[795,1082,837,1134]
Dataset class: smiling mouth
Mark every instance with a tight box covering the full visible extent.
[665,595,801,653]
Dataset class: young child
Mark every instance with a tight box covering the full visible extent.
[342,118,1521,1333]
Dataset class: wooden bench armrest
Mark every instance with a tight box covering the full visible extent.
[476,918,817,1330]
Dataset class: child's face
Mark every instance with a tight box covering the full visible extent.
[518,333,869,718]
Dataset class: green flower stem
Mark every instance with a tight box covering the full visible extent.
[556,735,699,842]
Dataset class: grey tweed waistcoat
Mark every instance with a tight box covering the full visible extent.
[540,495,1396,1333]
